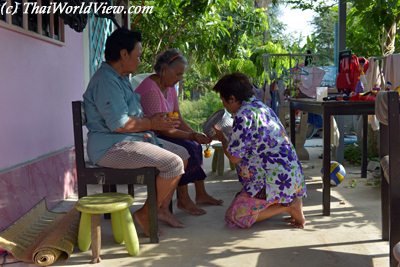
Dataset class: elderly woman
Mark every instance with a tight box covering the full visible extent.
[212,73,307,229]
[135,49,223,215]
[83,28,189,235]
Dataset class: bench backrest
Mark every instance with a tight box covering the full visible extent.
[72,101,87,171]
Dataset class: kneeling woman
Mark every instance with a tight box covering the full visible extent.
[212,73,307,229]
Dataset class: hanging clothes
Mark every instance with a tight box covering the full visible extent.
[384,54,400,90]
[365,57,384,91]
[297,67,325,98]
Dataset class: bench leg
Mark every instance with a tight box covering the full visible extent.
[147,179,159,243]
[91,214,101,263]
[216,149,225,176]
[211,152,218,172]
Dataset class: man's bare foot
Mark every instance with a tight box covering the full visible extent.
[289,198,306,228]
[196,194,224,206]
[133,210,150,237]
[177,198,206,215]
[158,209,185,228]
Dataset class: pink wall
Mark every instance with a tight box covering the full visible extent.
[0,148,76,231]
[0,27,84,170]
[0,26,83,230]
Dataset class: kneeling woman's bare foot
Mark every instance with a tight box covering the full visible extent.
[289,197,306,228]
[158,209,185,228]
[196,193,224,206]
[283,216,295,224]
[177,198,206,215]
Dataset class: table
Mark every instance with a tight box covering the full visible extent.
[289,98,375,216]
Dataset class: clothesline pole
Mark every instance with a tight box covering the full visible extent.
[263,53,321,57]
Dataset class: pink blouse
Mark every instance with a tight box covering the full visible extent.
[135,76,180,116]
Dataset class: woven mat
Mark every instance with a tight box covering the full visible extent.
[0,199,79,266]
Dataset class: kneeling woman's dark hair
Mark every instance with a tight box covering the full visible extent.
[105,28,142,62]
[213,72,254,102]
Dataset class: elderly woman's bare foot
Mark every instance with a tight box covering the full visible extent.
[177,198,206,215]
[196,194,224,206]
[158,209,185,228]
[289,197,306,228]
[133,211,150,237]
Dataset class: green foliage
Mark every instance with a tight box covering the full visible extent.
[308,6,337,65]
[344,144,362,165]
[250,42,290,85]
[287,0,400,57]
[344,143,379,166]
[350,0,400,30]
[282,0,341,13]
[179,91,224,131]
[132,0,271,98]
[228,58,257,78]
[347,0,400,56]
[265,4,288,43]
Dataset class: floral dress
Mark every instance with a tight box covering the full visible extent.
[225,97,307,228]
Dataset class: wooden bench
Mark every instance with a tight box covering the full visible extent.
[376,91,400,267]
[72,101,159,243]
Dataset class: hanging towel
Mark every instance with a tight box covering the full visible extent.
[365,57,382,90]
[384,54,400,90]
[331,117,340,148]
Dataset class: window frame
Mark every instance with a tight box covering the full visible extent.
[0,0,65,46]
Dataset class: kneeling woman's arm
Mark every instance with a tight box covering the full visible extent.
[212,125,241,165]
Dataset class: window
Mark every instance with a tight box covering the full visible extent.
[0,0,65,44]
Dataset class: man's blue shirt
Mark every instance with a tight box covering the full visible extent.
[83,62,156,164]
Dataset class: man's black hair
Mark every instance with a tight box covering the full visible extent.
[105,28,142,62]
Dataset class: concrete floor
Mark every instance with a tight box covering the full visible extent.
[7,139,390,267]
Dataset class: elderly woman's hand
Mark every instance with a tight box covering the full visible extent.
[150,113,179,131]
[191,132,212,144]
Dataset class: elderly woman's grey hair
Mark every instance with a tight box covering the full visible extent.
[154,48,188,74]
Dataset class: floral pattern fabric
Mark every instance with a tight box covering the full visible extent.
[225,191,277,229]
[227,97,307,205]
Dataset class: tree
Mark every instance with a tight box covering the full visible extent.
[307,6,337,65]
[131,0,270,68]
[346,6,382,57]
[281,0,400,56]
[350,0,400,56]
[130,0,273,98]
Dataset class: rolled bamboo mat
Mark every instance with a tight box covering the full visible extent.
[0,199,79,266]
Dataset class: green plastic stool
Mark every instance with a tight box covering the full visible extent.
[75,192,139,263]
[211,142,235,176]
